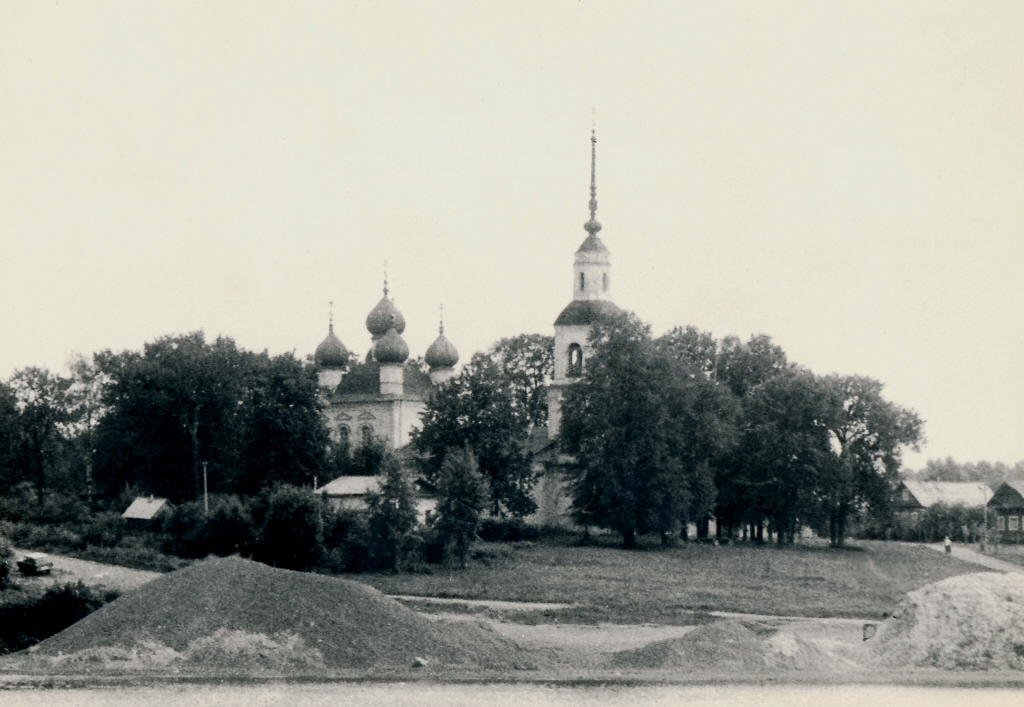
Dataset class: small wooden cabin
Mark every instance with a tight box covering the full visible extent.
[121,496,173,528]
[988,481,1024,543]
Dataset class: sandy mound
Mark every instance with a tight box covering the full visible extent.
[608,620,764,671]
[868,571,1024,670]
[28,556,531,672]
[762,631,843,671]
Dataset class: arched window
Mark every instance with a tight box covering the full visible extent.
[579,272,585,291]
[360,425,374,447]
[338,426,350,457]
[602,272,608,292]
[567,343,584,377]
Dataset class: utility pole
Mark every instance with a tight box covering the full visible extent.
[203,461,209,515]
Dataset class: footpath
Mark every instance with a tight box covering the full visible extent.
[922,542,1024,574]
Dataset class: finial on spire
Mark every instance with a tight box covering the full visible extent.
[439,303,445,335]
[383,260,389,297]
[328,300,334,333]
[584,122,602,235]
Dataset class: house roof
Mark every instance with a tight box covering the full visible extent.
[315,475,380,497]
[989,480,1024,508]
[122,496,171,520]
[901,481,993,508]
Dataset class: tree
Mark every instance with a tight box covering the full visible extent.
[7,367,74,498]
[92,332,329,500]
[0,383,20,488]
[818,375,923,547]
[737,368,832,544]
[413,335,552,517]
[235,353,327,493]
[257,485,324,570]
[433,447,489,568]
[709,334,791,540]
[561,313,738,548]
[486,334,554,427]
[365,454,418,572]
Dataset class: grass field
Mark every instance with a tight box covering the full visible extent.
[356,535,982,623]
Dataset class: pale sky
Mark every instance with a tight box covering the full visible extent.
[1,1,1022,469]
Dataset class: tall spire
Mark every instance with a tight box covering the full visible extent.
[584,126,602,235]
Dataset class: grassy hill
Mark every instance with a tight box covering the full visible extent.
[357,535,981,623]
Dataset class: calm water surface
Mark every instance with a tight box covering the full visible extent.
[0,683,1020,706]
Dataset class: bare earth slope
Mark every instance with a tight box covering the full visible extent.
[30,556,530,671]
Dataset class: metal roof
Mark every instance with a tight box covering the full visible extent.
[122,496,172,520]
[900,481,993,508]
[315,475,380,497]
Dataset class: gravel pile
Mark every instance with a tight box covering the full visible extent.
[29,556,532,672]
[868,571,1024,670]
[607,620,765,671]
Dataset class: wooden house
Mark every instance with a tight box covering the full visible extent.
[987,481,1024,543]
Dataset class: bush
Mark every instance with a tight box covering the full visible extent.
[0,535,12,589]
[478,518,540,543]
[0,582,118,654]
[78,512,127,548]
[258,486,323,570]
[8,522,84,552]
[321,507,372,573]
[433,447,490,568]
[365,457,419,572]
[162,496,257,559]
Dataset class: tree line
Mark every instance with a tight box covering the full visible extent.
[415,313,924,549]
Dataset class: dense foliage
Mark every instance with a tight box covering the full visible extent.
[561,313,923,548]
[413,334,553,517]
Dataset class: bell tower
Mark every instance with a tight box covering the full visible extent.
[548,128,618,436]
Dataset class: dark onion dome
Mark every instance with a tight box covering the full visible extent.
[314,327,349,368]
[425,332,459,369]
[366,296,406,338]
[372,327,409,364]
[554,299,621,326]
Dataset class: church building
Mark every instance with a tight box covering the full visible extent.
[310,129,618,528]
[311,283,459,456]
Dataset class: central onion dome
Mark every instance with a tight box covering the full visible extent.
[425,328,459,369]
[372,321,409,364]
[366,288,406,339]
[314,326,349,368]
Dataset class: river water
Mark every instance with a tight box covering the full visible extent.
[0,683,1020,706]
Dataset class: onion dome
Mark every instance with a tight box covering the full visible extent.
[372,326,409,364]
[365,278,406,338]
[314,328,349,368]
[425,319,459,370]
[314,303,349,367]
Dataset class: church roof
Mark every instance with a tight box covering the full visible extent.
[554,299,621,327]
[576,233,608,253]
[334,360,433,398]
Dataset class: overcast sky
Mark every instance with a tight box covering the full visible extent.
[2,2,1021,469]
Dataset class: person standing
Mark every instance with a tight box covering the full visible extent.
[944,535,952,554]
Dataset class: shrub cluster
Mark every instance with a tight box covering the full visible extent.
[0,582,118,654]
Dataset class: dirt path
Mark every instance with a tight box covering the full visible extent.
[921,542,1024,574]
[11,548,160,593]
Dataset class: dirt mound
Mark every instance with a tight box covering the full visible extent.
[762,631,843,671]
[608,620,764,671]
[868,571,1024,670]
[29,556,531,672]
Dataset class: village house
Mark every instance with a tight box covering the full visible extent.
[121,496,173,528]
[893,480,993,523]
[987,481,1024,543]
